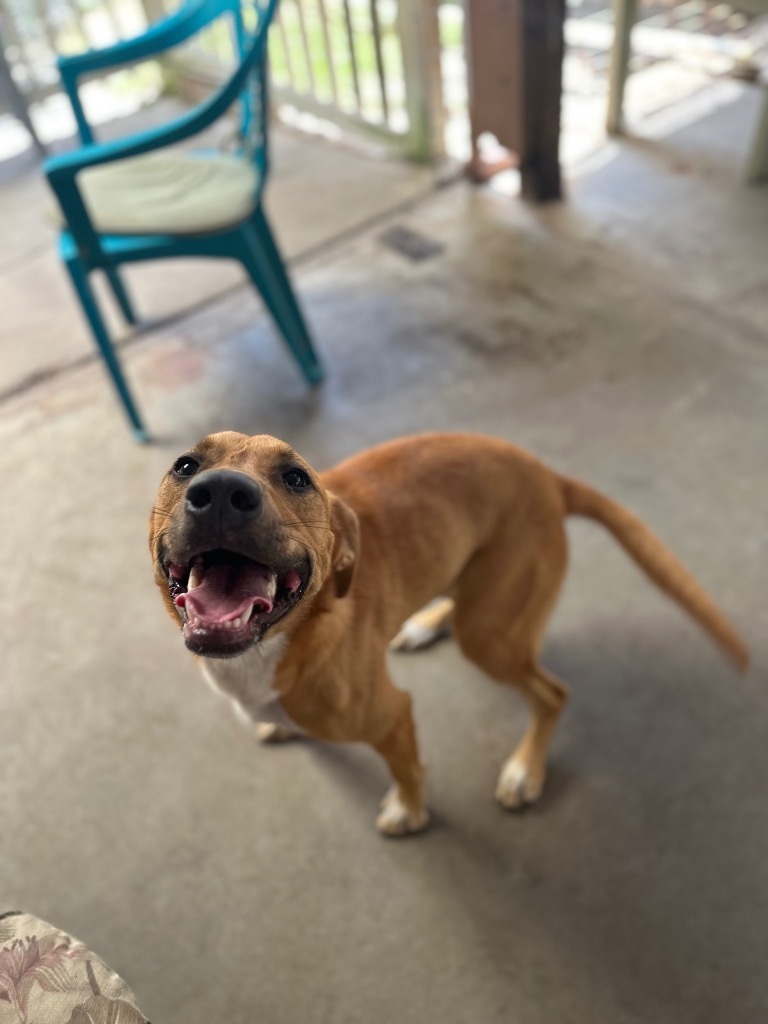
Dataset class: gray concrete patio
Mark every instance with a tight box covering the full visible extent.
[1,79,768,1024]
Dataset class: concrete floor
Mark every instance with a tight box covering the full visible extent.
[2,81,768,1024]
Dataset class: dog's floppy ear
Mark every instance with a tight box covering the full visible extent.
[329,492,360,599]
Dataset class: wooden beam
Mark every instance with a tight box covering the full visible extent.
[466,0,564,202]
[519,0,564,202]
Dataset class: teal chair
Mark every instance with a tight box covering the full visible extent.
[44,0,322,442]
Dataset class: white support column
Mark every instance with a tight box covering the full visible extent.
[746,78,768,184]
[607,0,637,135]
[397,0,446,162]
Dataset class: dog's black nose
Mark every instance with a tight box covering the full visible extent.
[185,469,262,526]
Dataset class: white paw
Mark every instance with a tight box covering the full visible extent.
[495,757,544,810]
[256,722,301,744]
[376,787,430,837]
[390,620,439,652]
[389,610,450,653]
[390,598,453,653]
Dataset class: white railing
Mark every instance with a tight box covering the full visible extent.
[3,0,765,165]
[0,0,447,159]
[270,0,445,159]
[0,0,151,98]
[153,0,447,159]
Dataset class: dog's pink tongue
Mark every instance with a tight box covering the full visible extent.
[175,562,274,624]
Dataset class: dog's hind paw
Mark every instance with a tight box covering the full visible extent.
[495,757,544,811]
[256,722,301,744]
[389,598,454,652]
[389,621,440,652]
[376,787,430,837]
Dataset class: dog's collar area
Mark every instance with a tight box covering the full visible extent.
[163,549,308,657]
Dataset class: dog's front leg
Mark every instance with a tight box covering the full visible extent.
[370,685,429,837]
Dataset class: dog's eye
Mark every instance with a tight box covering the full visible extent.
[172,456,200,479]
[283,468,311,491]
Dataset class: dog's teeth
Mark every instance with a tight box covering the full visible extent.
[188,565,204,590]
[266,575,277,600]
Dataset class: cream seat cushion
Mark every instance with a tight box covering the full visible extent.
[75,150,260,235]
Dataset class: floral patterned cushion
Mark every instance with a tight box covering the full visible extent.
[0,912,149,1024]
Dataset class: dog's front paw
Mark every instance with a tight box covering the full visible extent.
[495,757,544,811]
[376,787,430,837]
[256,722,301,744]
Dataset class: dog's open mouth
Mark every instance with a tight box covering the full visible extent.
[164,549,308,657]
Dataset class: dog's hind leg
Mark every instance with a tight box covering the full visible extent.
[455,521,569,810]
[390,596,455,652]
[256,722,302,744]
[368,681,429,837]
[493,664,568,809]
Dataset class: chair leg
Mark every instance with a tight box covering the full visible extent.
[607,0,637,135]
[104,267,138,325]
[63,255,148,442]
[239,209,323,386]
[746,86,768,184]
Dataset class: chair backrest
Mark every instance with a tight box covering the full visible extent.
[46,0,280,264]
[204,0,278,178]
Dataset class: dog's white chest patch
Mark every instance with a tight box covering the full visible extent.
[198,636,302,732]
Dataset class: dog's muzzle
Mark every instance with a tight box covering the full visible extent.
[161,469,310,658]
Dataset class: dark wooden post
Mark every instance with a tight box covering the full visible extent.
[466,0,565,202]
[519,0,565,201]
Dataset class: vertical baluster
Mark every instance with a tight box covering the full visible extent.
[292,0,317,95]
[275,7,298,90]
[69,0,94,50]
[315,0,339,105]
[32,0,58,53]
[0,3,46,151]
[341,0,362,111]
[1,4,38,92]
[70,0,122,44]
[101,0,127,40]
[368,0,389,122]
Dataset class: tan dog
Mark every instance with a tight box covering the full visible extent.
[149,432,748,836]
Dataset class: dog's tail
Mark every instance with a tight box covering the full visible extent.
[560,476,749,671]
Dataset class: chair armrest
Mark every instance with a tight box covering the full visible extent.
[44,48,258,257]
[45,88,229,183]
